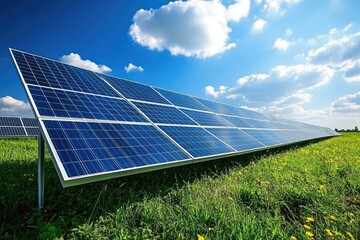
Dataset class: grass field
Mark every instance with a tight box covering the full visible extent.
[0,133,359,239]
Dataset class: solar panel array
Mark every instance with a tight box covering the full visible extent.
[0,116,38,137]
[10,49,340,187]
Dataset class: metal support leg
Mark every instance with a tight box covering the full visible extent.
[38,133,45,215]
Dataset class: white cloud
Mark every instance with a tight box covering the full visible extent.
[331,91,360,113]
[204,85,229,98]
[227,0,251,22]
[252,19,267,32]
[60,53,112,73]
[344,23,353,32]
[262,0,302,15]
[272,38,295,50]
[129,0,250,58]
[125,63,144,73]
[285,28,293,36]
[307,31,360,82]
[0,96,32,116]
[272,93,311,106]
[205,64,334,102]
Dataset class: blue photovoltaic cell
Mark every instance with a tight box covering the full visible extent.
[0,116,39,137]
[224,105,268,120]
[159,126,234,158]
[206,128,265,151]
[25,127,39,136]
[12,50,119,97]
[281,130,306,142]
[244,119,276,129]
[0,127,26,136]
[29,85,147,122]
[260,130,290,144]
[222,115,253,128]
[193,97,234,115]
[99,74,170,104]
[241,129,281,146]
[181,109,234,127]
[44,120,189,177]
[0,116,22,126]
[21,117,38,127]
[133,102,196,125]
[154,87,210,111]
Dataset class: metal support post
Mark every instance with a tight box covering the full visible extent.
[38,133,45,215]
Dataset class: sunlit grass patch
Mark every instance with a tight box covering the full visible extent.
[0,133,359,239]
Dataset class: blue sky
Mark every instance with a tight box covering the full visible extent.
[0,0,359,129]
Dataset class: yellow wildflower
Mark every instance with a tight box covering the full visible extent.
[208,227,214,231]
[305,231,314,237]
[325,229,334,238]
[319,185,325,190]
[348,212,355,218]
[303,224,311,230]
[261,181,270,185]
[306,217,315,223]
[197,234,205,240]
[329,215,336,221]
[334,231,344,237]
[290,236,297,240]
[346,232,355,240]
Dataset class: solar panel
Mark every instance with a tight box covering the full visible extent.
[222,115,253,128]
[244,119,276,129]
[44,120,190,178]
[0,126,26,136]
[159,126,235,158]
[22,117,38,127]
[223,104,268,120]
[28,85,147,122]
[133,102,197,125]
[205,128,265,151]
[193,97,234,115]
[154,87,210,111]
[241,129,281,146]
[99,74,171,104]
[25,127,39,136]
[13,50,119,97]
[10,48,340,187]
[0,116,22,126]
[181,109,234,127]
[0,116,39,137]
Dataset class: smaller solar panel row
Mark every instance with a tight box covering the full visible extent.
[0,116,38,136]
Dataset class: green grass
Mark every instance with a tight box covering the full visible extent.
[0,133,359,239]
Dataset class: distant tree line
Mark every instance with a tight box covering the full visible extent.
[335,126,359,132]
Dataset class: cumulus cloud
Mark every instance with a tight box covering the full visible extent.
[307,31,360,82]
[205,64,334,102]
[125,63,144,73]
[272,38,295,50]
[204,85,229,98]
[262,0,302,15]
[252,19,267,32]
[129,0,250,58]
[226,0,251,22]
[0,96,32,116]
[60,53,112,73]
